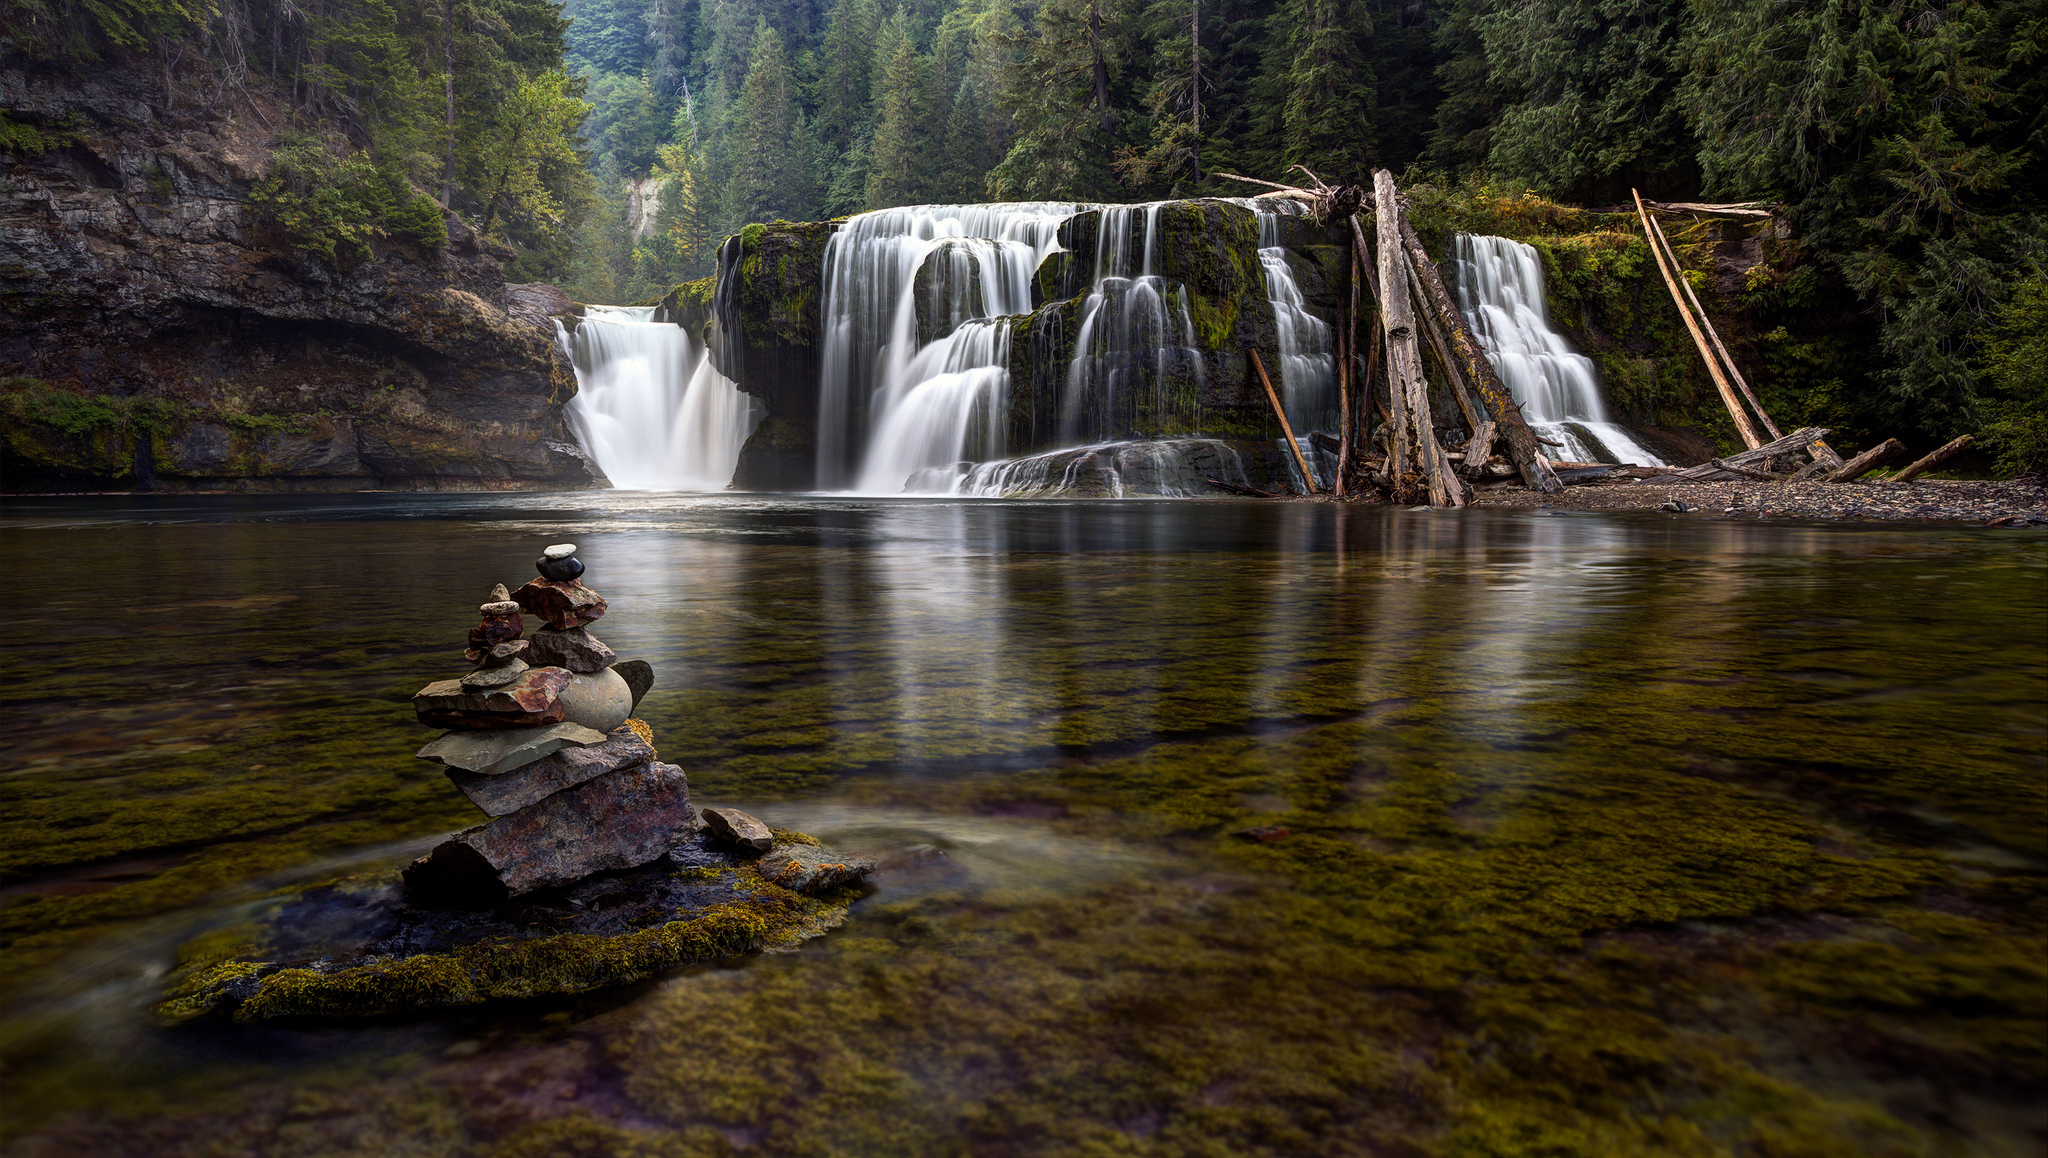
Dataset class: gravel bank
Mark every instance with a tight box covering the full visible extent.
[1468,477,2048,525]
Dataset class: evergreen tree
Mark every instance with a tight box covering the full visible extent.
[817,0,881,152]
[1277,0,1374,180]
[1477,0,1695,201]
[727,20,805,222]
[987,0,1141,200]
[864,9,928,208]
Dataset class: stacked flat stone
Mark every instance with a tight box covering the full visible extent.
[404,544,693,907]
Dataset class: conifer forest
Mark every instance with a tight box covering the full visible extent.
[3,0,2042,460]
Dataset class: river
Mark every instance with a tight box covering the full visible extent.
[1,493,2041,1155]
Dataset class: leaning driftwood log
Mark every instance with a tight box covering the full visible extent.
[1648,426,1832,483]
[1250,349,1318,493]
[1374,170,1463,507]
[1891,434,1974,483]
[1827,438,1906,483]
[1405,257,1488,430]
[1634,189,1762,450]
[1393,213,1560,493]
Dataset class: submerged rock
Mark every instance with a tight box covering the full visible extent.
[757,842,880,895]
[404,761,696,906]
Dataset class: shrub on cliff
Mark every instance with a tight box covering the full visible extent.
[247,134,448,263]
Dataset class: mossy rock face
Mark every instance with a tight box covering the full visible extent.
[912,240,991,345]
[706,221,836,481]
[154,831,862,1023]
[661,275,718,346]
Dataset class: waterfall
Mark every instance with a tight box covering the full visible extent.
[1451,235,1665,466]
[1057,204,1208,448]
[812,198,1345,496]
[816,204,1074,491]
[1253,208,1336,436]
[560,305,764,490]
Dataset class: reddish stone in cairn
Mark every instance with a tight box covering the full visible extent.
[415,666,572,729]
[403,760,695,905]
[512,577,608,630]
[465,600,526,662]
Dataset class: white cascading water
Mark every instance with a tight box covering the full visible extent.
[1056,203,1206,447]
[815,204,1075,493]
[1253,204,1336,470]
[818,198,1340,496]
[1452,234,1664,466]
[558,305,764,490]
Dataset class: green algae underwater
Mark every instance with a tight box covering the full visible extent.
[0,492,2042,1157]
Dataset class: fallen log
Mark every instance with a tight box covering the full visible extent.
[1645,426,1831,483]
[1890,434,1974,483]
[1405,257,1487,431]
[1250,349,1318,494]
[1206,476,1276,497]
[1634,189,1762,450]
[1644,213,1780,441]
[1826,438,1906,483]
[1462,420,1497,478]
[1374,170,1463,508]
[1394,212,1559,493]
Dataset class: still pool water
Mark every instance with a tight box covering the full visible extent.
[1,493,2042,1157]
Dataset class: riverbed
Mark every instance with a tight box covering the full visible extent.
[2,493,2042,1156]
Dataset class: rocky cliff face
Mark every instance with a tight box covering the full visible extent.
[0,56,605,492]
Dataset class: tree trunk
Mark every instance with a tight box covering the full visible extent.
[1404,256,1485,431]
[1890,434,1974,483]
[1826,438,1906,483]
[441,0,457,206]
[1634,189,1762,450]
[1374,170,1462,508]
[1088,7,1112,133]
[1189,0,1200,177]
[1393,212,1558,493]
[1251,351,1317,493]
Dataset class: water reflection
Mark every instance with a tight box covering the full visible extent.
[1,494,2041,1156]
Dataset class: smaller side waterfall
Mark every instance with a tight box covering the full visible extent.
[1452,235,1664,466]
[1253,209,1335,434]
[559,305,764,490]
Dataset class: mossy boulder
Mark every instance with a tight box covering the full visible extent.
[155,830,864,1023]
[704,220,835,485]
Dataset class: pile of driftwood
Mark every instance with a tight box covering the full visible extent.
[1222,167,1561,506]
[1622,188,1973,487]
[1214,172,1976,503]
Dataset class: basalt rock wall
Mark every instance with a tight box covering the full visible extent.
[0,55,605,493]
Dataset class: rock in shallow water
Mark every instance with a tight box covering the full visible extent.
[445,723,656,816]
[701,806,774,852]
[415,721,609,775]
[403,760,695,906]
[414,666,572,729]
[756,843,879,895]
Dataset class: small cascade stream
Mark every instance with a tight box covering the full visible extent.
[559,305,763,490]
[1452,235,1665,466]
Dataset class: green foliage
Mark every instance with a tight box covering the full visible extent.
[248,133,448,263]
[0,0,210,61]
[1978,266,2048,476]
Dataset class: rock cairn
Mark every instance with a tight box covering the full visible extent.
[404,544,687,907]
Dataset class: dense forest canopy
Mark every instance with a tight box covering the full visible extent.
[2,0,2043,466]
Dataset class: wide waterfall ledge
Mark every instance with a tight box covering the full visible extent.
[554,207,1663,496]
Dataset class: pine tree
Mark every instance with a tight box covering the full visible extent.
[728,20,804,222]
[987,0,1139,200]
[864,9,928,209]
[817,0,881,153]
[1277,0,1374,180]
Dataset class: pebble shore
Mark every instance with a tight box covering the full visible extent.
[1468,477,2048,524]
